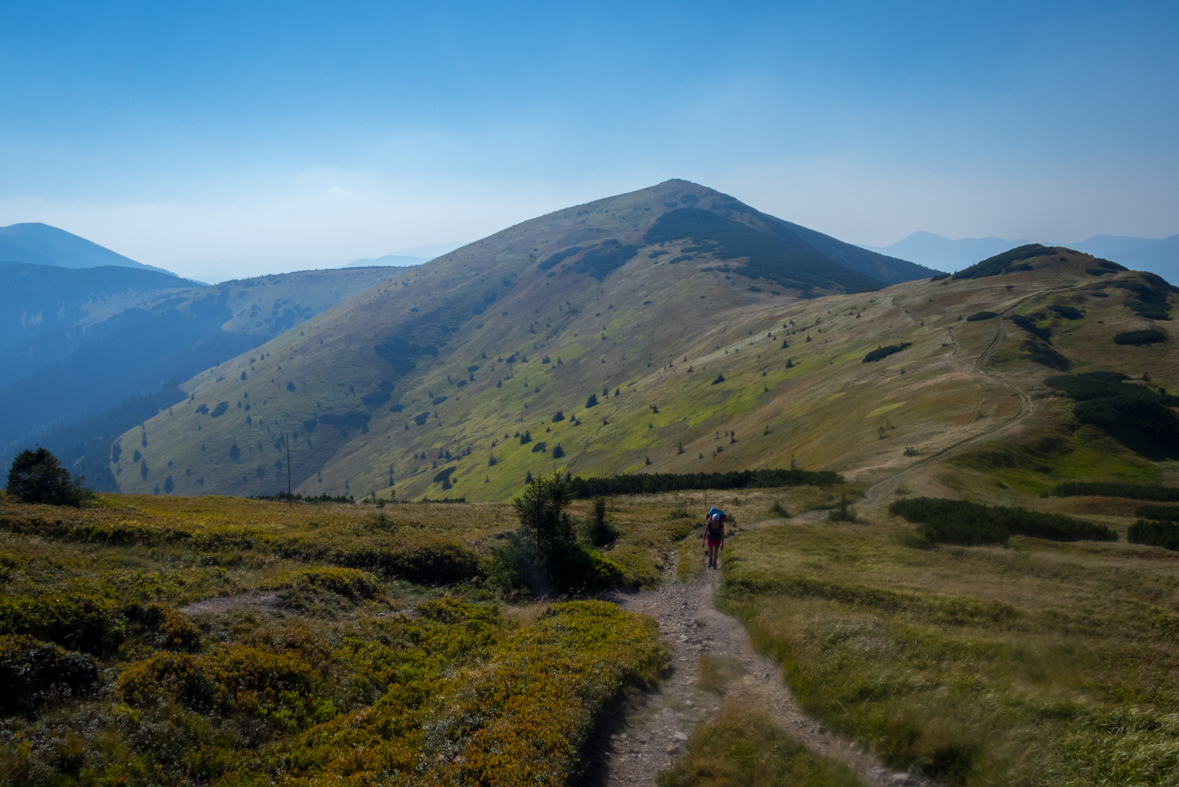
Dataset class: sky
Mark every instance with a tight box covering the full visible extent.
[2,0,1177,281]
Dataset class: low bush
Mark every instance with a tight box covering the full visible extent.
[862,343,911,363]
[1128,519,1179,551]
[0,634,98,715]
[966,311,998,321]
[568,468,839,498]
[1114,329,1167,345]
[1048,303,1084,320]
[1046,372,1179,457]
[0,594,126,655]
[1052,482,1179,501]
[127,602,201,652]
[117,644,330,731]
[889,497,1116,545]
[1135,504,1179,523]
[260,567,383,601]
[1005,313,1051,341]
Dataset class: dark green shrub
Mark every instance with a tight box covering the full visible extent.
[1048,304,1084,320]
[1135,504,1179,523]
[6,447,93,507]
[1115,329,1167,345]
[1005,314,1051,341]
[126,602,202,651]
[492,473,624,596]
[1128,520,1179,550]
[889,497,1116,545]
[1052,482,1179,502]
[567,468,838,498]
[862,343,911,363]
[585,496,620,547]
[0,634,98,715]
[1047,372,1179,457]
[966,311,997,321]
[1126,302,1171,320]
[0,595,126,655]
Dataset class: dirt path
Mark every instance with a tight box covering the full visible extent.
[595,553,933,787]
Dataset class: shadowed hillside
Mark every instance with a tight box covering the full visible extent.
[111,183,1175,503]
[1,267,409,489]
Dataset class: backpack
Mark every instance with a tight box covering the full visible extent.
[706,507,726,532]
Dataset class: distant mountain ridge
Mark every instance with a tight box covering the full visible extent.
[342,254,427,268]
[867,230,1175,284]
[0,222,174,275]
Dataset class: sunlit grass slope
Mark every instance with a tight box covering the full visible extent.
[113,184,1176,503]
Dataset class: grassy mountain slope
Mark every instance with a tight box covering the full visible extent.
[0,222,171,273]
[115,186,1175,504]
[2,267,407,490]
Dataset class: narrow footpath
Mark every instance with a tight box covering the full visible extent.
[595,552,934,787]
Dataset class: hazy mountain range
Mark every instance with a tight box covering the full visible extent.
[865,231,1177,283]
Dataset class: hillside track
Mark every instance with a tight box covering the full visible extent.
[594,552,933,787]
[853,284,1078,509]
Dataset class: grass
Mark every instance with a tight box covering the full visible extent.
[657,706,866,787]
[717,516,1179,785]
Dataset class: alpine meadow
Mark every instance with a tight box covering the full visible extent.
[3,174,1177,786]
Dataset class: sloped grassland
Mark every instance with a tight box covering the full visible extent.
[113,183,1175,507]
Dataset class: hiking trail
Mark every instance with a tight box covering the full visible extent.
[591,289,1065,785]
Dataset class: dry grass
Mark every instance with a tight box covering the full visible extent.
[719,513,1179,785]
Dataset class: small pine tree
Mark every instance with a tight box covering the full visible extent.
[786,359,794,369]
[6,447,93,507]
[586,394,599,408]
[525,470,533,484]
[712,373,725,385]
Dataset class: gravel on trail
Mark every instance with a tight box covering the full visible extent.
[591,544,935,787]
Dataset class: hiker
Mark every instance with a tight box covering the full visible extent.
[704,507,726,569]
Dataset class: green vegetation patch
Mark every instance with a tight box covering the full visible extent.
[1114,329,1167,345]
[1052,482,1179,501]
[567,468,839,498]
[0,634,98,716]
[862,343,911,363]
[259,567,383,600]
[889,497,1116,545]
[1046,372,1179,459]
[570,239,639,281]
[657,707,865,787]
[1128,519,1179,550]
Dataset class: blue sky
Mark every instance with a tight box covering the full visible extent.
[2,0,1177,280]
